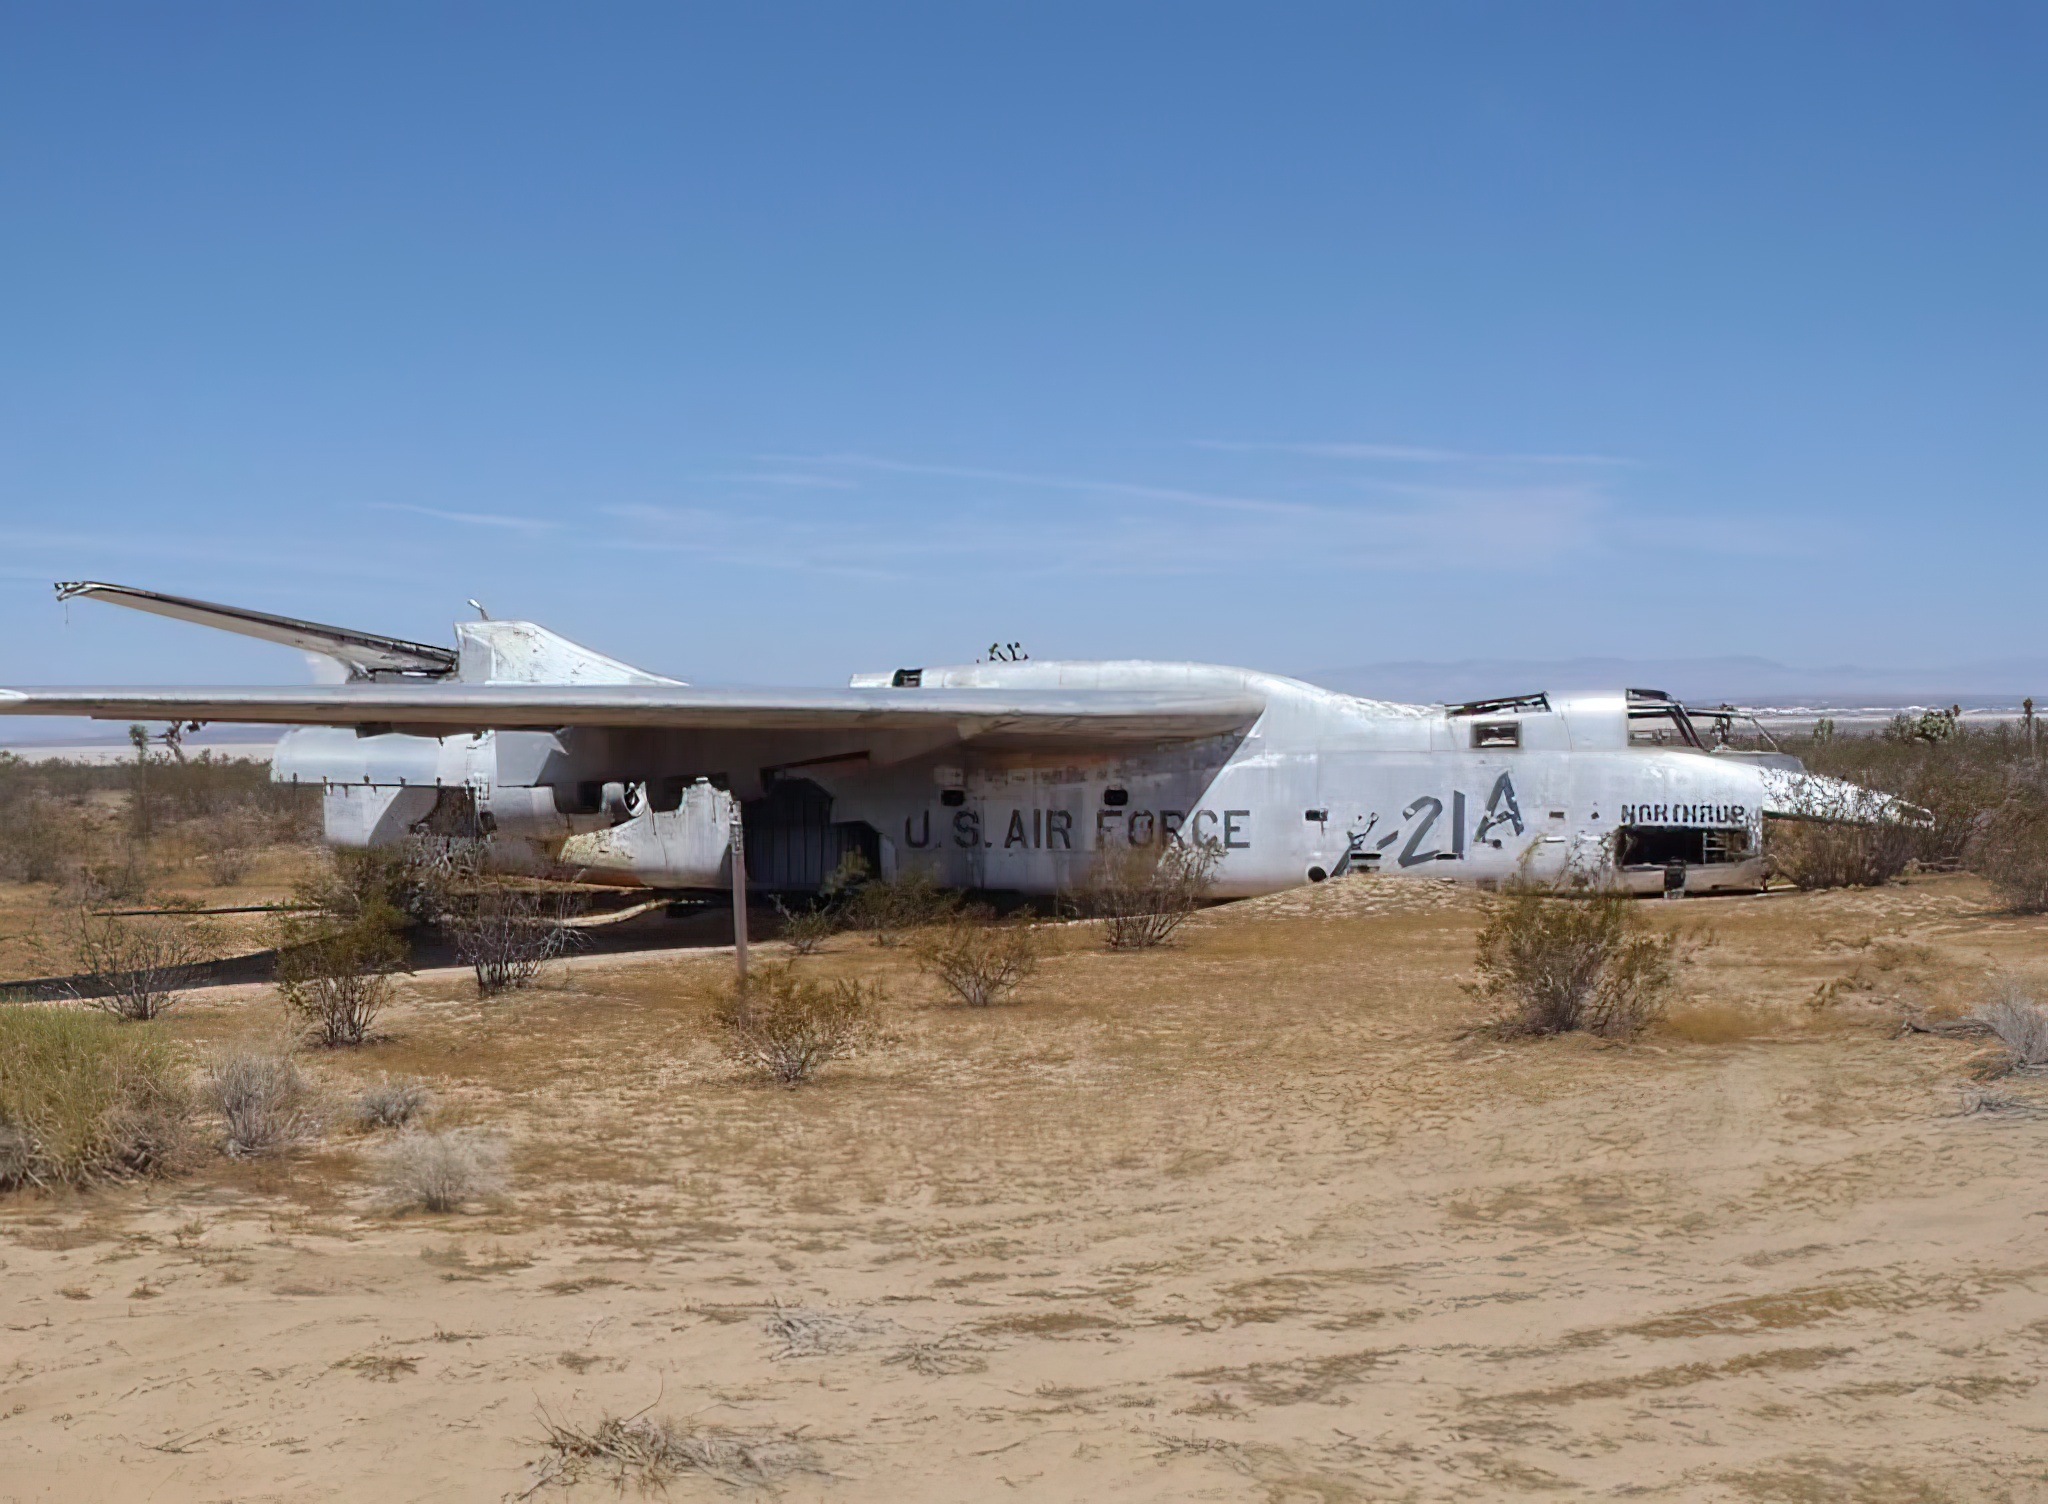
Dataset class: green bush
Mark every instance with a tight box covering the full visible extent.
[912,914,1041,1007]
[1469,874,1681,1040]
[840,865,961,946]
[712,965,878,1086]
[275,892,409,1046]
[0,1007,191,1190]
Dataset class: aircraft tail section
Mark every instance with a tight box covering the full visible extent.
[453,619,682,686]
[53,580,683,687]
[55,581,457,679]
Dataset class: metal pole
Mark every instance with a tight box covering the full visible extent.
[729,798,749,987]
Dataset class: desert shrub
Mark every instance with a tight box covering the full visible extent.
[840,866,961,946]
[0,1007,191,1190]
[0,793,68,884]
[1470,873,1681,1040]
[1786,723,2021,872]
[771,895,838,956]
[353,1076,434,1129]
[275,897,409,1046]
[373,1128,508,1212]
[1662,1001,1771,1045]
[913,914,1040,1007]
[712,965,878,1087]
[1765,775,1919,889]
[447,883,584,996]
[196,810,262,886]
[61,909,206,1020]
[1083,836,1222,950]
[298,843,451,932]
[1974,981,2048,1075]
[64,851,150,907]
[1966,784,2048,913]
[203,1048,316,1157]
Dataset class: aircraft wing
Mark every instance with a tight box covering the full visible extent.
[0,683,1263,744]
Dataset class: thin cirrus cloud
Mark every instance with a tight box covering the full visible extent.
[369,502,559,535]
[1195,440,1636,467]
[769,453,1321,517]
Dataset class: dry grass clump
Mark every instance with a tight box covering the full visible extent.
[1470,874,1682,1040]
[1083,837,1221,950]
[204,1048,317,1157]
[1951,1083,2034,1116]
[353,1076,435,1130]
[532,1408,818,1493]
[1972,980,2048,1076]
[0,1007,190,1190]
[912,915,1040,1007]
[373,1128,509,1212]
[1663,1001,1773,1045]
[60,909,207,1021]
[712,965,878,1087]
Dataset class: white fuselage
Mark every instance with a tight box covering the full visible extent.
[275,661,1778,899]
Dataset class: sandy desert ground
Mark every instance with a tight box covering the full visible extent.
[3,872,2046,1503]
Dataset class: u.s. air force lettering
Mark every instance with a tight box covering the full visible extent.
[901,806,1254,850]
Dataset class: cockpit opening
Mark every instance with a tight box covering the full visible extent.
[1626,688,1705,749]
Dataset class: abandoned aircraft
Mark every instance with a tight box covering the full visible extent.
[1,582,1901,900]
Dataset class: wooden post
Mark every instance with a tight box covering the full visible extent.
[729,798,749,987]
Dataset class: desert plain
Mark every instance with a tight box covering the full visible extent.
[2,871,2045,1502]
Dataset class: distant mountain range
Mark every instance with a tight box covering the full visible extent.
[1302,657,2048,709]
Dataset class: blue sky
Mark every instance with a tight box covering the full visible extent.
[2,3,2043,699]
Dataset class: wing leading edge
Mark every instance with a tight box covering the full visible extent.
[0,683,1264,744]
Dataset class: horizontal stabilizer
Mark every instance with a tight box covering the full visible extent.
[54,581,456,679]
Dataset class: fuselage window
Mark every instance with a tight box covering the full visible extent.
[1472,721,1520,749]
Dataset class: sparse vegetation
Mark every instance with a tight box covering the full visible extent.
[373,1128,509,1212]
[532,1409,818,1494]
[0,747,319,899]
[1083,836,1221,950]
[0,1006,191,1190]
[1973,980,2048,1075]
[770,895,838,955]
[354,1076,434,1130]
[1470,871,1682,1040]
[1772,720,2032,876]
[840,863,962,946]
[203,1048,316,1156]
[60,909,206,1021]
[913,914,1041,1007]
[712,965,878,1086]
[448,882,584,996]
[274,886,409,1046]
[1662,1000,1771,1045]
[1966,785,2048,913]
[1767,811,1918,890]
